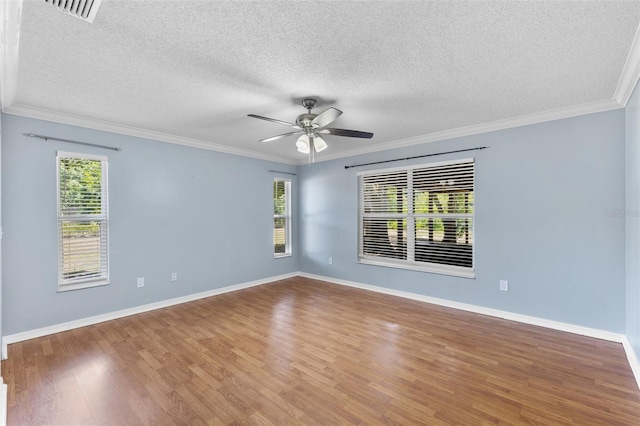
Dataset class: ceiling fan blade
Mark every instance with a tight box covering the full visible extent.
[311,107,342,128]
[259,131,302,143]
[319,128,374,139]
[248,114,298,128]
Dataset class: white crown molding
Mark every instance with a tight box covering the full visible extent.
[3,104,299,165]
[5,97,621,168]
[615,21,640,107]
[6,97,622,168]
[307,98,623,165]
[0,0,297,166]
[0,0,634,167]
[6,96,623,168]
[0,0,22,110]
[1,271,298,359]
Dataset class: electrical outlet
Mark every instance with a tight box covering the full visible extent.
[328,257,333,265]
[500,280,509,292]
[171,272,177,282]
[137,277,145,288]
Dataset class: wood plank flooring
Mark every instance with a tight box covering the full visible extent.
[3,276,640,425]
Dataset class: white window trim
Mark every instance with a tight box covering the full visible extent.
[57,151,110,291]
[357,158,475,278]
[274,178,292,258]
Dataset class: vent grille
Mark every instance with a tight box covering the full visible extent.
[45,0,103,23]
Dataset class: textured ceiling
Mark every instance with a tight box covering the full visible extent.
[3,0,640,164]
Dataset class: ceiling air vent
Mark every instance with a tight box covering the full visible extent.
[44,0,104,23]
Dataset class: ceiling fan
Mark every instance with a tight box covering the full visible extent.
[248,98,373,156]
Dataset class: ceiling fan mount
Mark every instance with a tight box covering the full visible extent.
[301,98,317,111]
[248,97,374,159]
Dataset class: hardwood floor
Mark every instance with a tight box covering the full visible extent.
[3,276,640,425]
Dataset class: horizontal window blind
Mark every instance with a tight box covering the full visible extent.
[57,152,109,289]
[360,171,407,260]
[58,220,107,280]
[274,178,291,256]
[359,158,474,277]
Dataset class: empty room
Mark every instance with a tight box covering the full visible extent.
[2,0,640,424]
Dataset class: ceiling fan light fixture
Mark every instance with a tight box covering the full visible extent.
[313,135,327,152]
[296,135,310,154]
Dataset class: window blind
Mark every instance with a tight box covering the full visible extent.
[360,171,408,260]
[274,178,291,256]
[358,158,474,277]
[57,152,109,290]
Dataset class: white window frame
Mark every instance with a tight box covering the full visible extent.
[358,158,475,279]
[273,178,292,257]
[57,151,109,291]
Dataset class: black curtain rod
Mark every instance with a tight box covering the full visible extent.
[24,133,121,151]
[344,146,488,169]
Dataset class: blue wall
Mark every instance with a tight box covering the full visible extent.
[300,110,627,332]
[627,81,640,355]
[0,107,631,336]
[1,114,299,334]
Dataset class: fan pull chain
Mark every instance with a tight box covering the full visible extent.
[310,138,315,164]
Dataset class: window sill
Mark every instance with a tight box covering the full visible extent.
[274,253,292,259]
[58,279,109,293]
[358,257,475,279]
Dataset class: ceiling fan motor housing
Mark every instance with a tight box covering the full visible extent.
[298,99,320,129]
[296,113,319,129]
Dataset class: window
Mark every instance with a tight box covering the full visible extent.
[273,178,291,257]
[57,151,109,291]
[358,158,474,278]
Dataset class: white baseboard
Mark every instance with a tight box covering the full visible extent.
[299,272,625,342]
[300,272,640,390]
[0,378,6,426]
[3,270,638,392]
[622,337,640,390]
[1,272,298,359]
